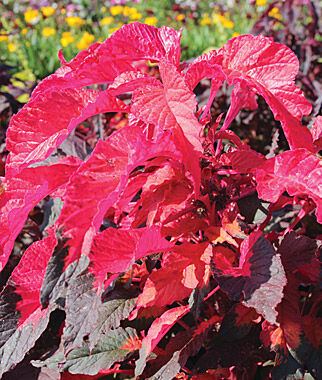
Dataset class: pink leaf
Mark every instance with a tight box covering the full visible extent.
[186,35,313,151]
[89,226,174,287]
[256,148,322,222]
[32,23,182,95]
[6,89,128,177]
[0,157,81,270]
[135,305,189,377]
[311,116,322,151]
[56,125,179,264]
[131,60,203,191]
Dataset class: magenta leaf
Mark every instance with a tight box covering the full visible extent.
[0,230,57,376]
[0,157,81,271]
[6,89,128,177]
[185,34,313,151]
[89,226,173,288]
[135,305,189,377]
[256,148,322,222]
[32,23,182,96]
[131,60,203,190]
[56,125,179,265]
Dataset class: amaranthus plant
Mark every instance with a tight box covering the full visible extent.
[0,23,321,379]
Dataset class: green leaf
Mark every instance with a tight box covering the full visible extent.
[63,327,139,375]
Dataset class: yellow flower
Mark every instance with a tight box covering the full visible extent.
[61,8,66,15]
[256,0,267,6]
[76,32,95,50]
[8,42,17,52]
[232,32,240,38]
[269,7,282,20]
[24,8,39,23]
[0,31,9,42]
[176,14,185,21]
[213,14,234,28]
[123,7,137,17]
[221,17,234,28]
[200,13,211,26]
[100,6,107,12]
[110,5,123,16]
[60,31,74,47]
[100,16,114,26]
[66,16,84,27]
[26,41,31,47]
[42,27,56,37]
[129,11,142,20]
[144,16,158,26]
[41,6,55,17]
[21,28,28,35]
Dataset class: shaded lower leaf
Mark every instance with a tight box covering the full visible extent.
[89,291,137,351]
[0,307,53,377]
[212,232,286,324]
[62,264,103,351]
[142,315,222,379]
[62,327,140,375]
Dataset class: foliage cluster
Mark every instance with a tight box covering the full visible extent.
[0,22,321,379]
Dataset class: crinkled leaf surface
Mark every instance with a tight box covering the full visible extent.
[89,226,173,288]
[56,125,179,264]
[185,34,313,150]
[135,305,189,377]
[136,242,212,310]
[256,148,322,222]
[0,230,57,376]
[0,157,80,270]
[131,60,203,190]
[6,89,128,177]
[212,231,286,324]
[33,23,182,95]
[62,327,139,375]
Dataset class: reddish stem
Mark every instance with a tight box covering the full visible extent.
[204,285,220,302]
[229,187,257,202]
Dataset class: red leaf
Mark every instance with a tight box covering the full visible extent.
[129,163,194,228]
[311,115,322,151]
[89,226,173,287]
[6,89,128,177]
[108,70,160,96]
[131,60,203,191]
[186,34,313,151]
[0,158,81,270]
[56,125,179,264]
[32,23,182,95]
[135,305,189,377]
[256,148,322,223]
[136,243,212,309]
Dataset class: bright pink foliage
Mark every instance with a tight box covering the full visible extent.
[0,23,320,379]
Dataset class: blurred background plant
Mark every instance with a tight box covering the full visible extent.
[0,0,271,82]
